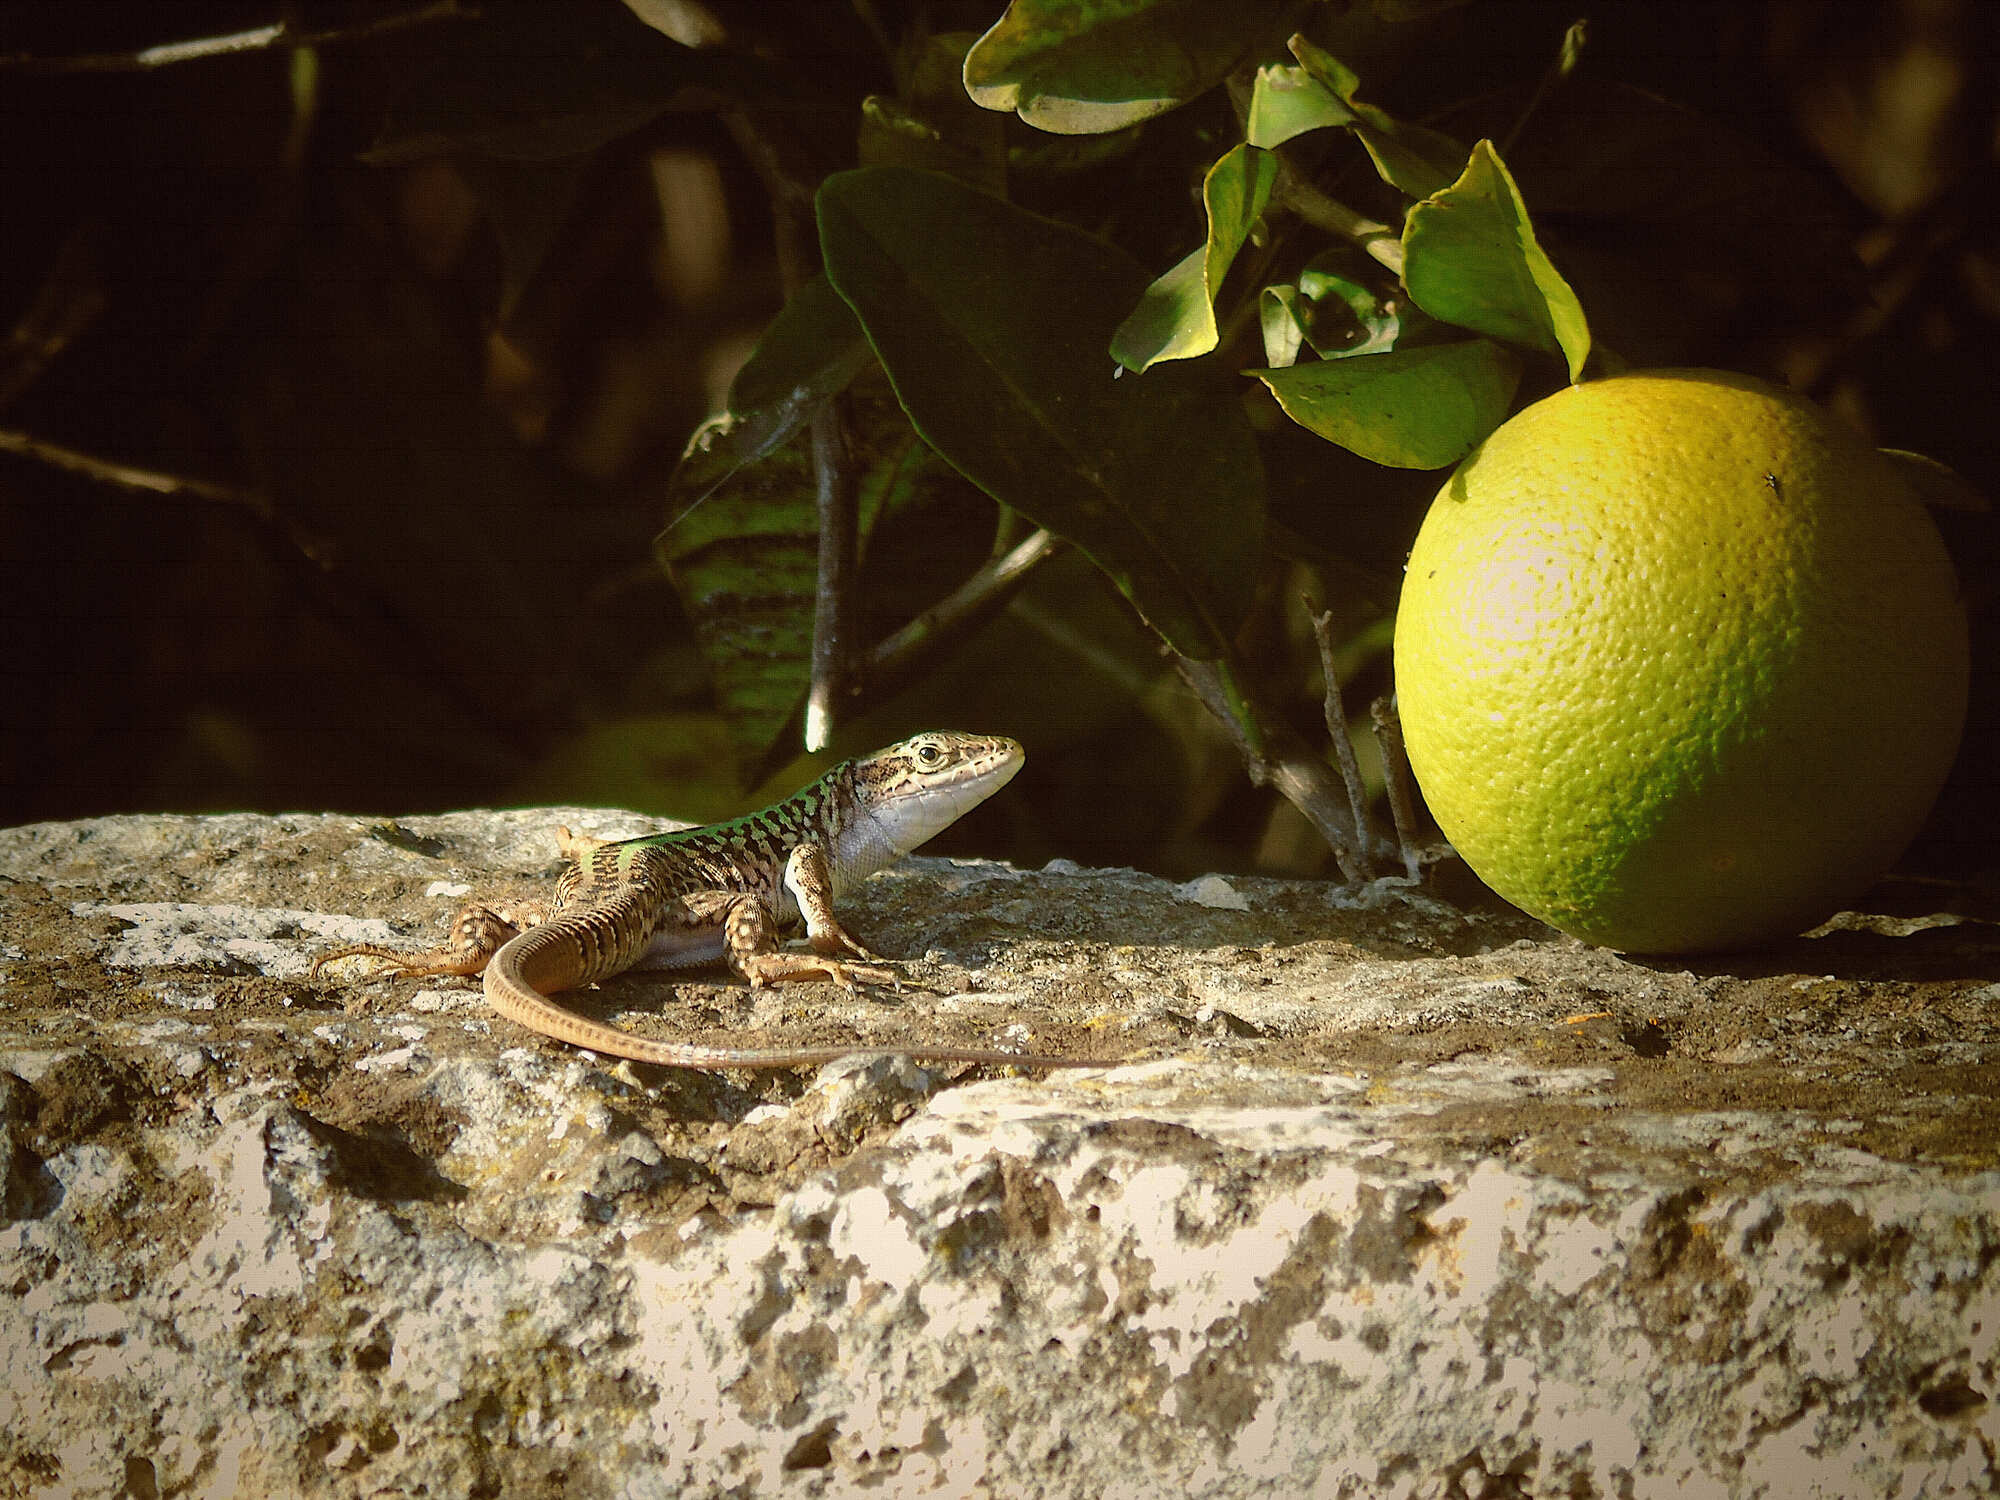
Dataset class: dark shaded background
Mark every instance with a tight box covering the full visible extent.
[2,0,1995,882]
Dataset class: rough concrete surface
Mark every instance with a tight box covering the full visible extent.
[1,808,1996,1499]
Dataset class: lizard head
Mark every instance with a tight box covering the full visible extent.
[848,731,1026,857]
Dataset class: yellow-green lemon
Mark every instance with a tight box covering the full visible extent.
[1393,369,1969,952]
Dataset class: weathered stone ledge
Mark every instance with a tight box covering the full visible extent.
[2,811,1995,1497]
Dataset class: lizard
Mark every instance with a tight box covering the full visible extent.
[310,731,1100,1072]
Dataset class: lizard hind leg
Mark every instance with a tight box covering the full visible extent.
[310,903,524,980]
[722,893,895,992]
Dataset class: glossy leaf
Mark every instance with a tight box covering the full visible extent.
[1112,145,1278,372]
[1402,140,1591,381]
[1261,284,1309,368]
[1245,61,1354,150]
[1249,341,1521,469]
[1261,260,1407,367]
[1286,35,1467,199]
[818,167,1264,656]
[964,0,1295,135]
[1296,264,1403,357]
[666,274,873,519]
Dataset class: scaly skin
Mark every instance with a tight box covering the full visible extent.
[313,732,1103,1071]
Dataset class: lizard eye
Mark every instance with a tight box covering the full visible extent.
[915,742,944,767]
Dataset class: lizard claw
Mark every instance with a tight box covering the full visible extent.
[310,904,520,982]
[829,960,896,991]
[808,930,883,964]
[310,945,411,980]
[739,952,896,990]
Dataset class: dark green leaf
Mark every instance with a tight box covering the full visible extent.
[1112,144,1278,372]
[1245,61,1354,149]
[1249,341,1521,468]
[818,166,1264,656]
[1286,35,1467,199]
[656,438,820,765]
[964,0,1298,135]
[667,274,873,519]
[1402,140,1590,380]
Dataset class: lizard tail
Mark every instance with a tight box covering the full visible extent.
[482,925,1106,1072]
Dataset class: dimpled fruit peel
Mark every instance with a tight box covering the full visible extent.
[1393,369,1969,953]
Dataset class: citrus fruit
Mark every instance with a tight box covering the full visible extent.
[1393,369,1969,953]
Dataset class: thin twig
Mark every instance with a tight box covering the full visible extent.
[1,426,285,519]
[847,0,896,67]
[0,422,337,577]
[749,529,1066,786]
[723,113,818,288]
[1370,696,1424,881]
[1176,653,1370,882]
[1274,162,1404,277]
[866,529,1063,698]
[0,425,515,734]
[0,1,474,72]
[1499,19,1588,160]
[0,224,105,413]
[1307,605,1375,879]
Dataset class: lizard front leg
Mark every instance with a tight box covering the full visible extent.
[783,841,883,962]
[722,887,894,990]
[310,903,533,981]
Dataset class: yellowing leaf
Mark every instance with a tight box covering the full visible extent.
[1112,145,1278,371]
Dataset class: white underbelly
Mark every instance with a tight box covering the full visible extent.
[633,927,729,971]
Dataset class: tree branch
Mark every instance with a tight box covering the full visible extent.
[864,528,1063,699]
[1274,162,1405,277]
[725,109,866,752]
[806,398,858,751]
[0,426,514,734]
[1308,605,1377,879]
[748,529,1065,787]
[0,2,475,72]
[1176,652,1371,882]
[1370,696,1424,881]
